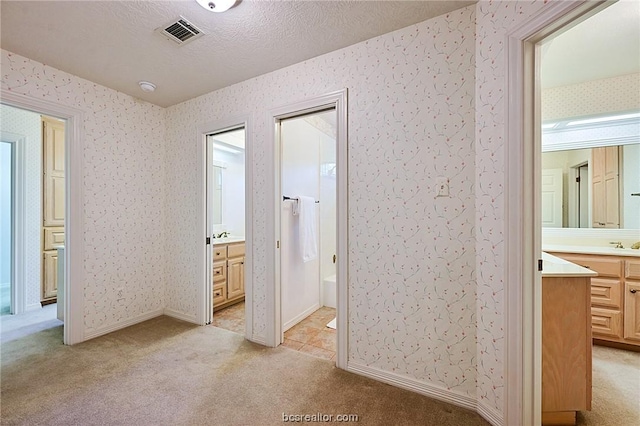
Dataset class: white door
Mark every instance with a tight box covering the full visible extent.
[0,142,12,315]
[541,168,563,228]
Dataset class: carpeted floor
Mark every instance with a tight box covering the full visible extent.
[0,316,488,426]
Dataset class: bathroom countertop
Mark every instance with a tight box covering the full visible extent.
[213,237,245,245]
[543,244,640,257]
[541,252,598,277]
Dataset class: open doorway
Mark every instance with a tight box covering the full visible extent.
[277,109,338,360]
[537,1,640,424]
[206,126,247,335]
[0,104,66,342]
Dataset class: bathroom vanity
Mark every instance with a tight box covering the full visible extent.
[545,245,640,349]
[212,239,245,309]
[541,253,597,425]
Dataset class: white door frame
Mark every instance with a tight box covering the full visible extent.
[0,132,25,314]
[1,89,85,345]
[197,115,254,340]
[504,1,610,424]
[267,89,348,369]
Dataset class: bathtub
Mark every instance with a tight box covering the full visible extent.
[322,275,336,308]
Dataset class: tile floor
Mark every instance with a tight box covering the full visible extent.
[283,306,337,361]
[211,301,246,335]
[211,302,337,361]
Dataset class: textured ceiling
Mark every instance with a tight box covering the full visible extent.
[541,0,640,89]
[0,0,475,107]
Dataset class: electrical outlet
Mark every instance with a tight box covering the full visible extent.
[436,177,449,197]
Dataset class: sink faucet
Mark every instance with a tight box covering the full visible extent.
[609,241,624,249]
[215,231,229,239]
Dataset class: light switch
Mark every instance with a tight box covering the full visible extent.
[436,177,449,197]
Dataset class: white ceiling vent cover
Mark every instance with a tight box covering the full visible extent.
[155,16,205,45]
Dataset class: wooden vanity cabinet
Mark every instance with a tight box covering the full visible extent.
[212,242,245,309]
[549,253,640,347]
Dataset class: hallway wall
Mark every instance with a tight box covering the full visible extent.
[166,4,477,402]
[1,50,167,337]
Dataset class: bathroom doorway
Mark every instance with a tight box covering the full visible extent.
[205,126,248,334]
[0,141,13,315]
[278,108,338,360]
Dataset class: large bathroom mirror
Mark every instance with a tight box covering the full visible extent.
[541,112,640,229]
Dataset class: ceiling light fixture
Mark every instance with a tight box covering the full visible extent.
[138,81,156,93]
[195,0,237,13]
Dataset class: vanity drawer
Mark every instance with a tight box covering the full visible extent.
[227,243,245,258]
[626,260,640,280]
[591,307,622,338]
[213,246,227,260]
[213,284,226,307]
[590,278,622,309]
[44,227,65,251]
[213,260,226,283]
[557,254,622,278]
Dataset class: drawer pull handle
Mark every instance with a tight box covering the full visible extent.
[631,289,638,294]
[216,252,221,255]
[215,271,220,274]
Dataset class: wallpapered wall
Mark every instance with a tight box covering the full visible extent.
[166,5,478,399]
[0,104,42,309]
[1,50,167,336]
[543,72,640,120]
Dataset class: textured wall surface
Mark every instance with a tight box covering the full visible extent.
[1,50,167,335]
[166,5,478,398]
[0,104,41,309]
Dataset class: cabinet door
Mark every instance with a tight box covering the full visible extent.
[227,257,245,300]
[43,251,58,299]
[624,281,640,341]
[43,117,65,227]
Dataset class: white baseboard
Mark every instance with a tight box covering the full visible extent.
[163,308,198,324]
[249,335,267,346]
[477,401,503,426]
[283,303,320,332]
[26,302,42,311]
[83,308,164,341]
[347,362,477,411]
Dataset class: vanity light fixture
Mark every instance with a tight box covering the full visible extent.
[138,81,156,93]
[566,112,640,127]
[195,0,237,13]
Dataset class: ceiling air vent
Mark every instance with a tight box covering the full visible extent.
[156,16,204,45]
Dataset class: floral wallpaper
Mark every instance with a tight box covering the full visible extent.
[166,5,478,400]
[1,50,167,335]
[542,72,640,120]
[0,104,42,309]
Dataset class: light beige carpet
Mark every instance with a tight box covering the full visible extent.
[1,316,488,426]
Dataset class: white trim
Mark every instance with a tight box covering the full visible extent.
[163,308,198,324]
[477,402,504,426]
[0,131,26,315]
[282,303,320,332]
[504,1,610,425]
[25,302,41,311]
[83,308,164,340]
[248,335,267,346]
[347,362,476,411]
[196,114,253,341]
[1,89,85,345]
[267,90,348,371]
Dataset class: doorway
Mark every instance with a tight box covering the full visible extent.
[278,109,337,359]
[269,89,348,367]
[1,141,12,315]
[0,92,84,345]
[206,126,247,334]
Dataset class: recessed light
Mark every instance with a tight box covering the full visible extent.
[138,81,156,93]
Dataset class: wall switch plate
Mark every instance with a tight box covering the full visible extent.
[436,177,449,197]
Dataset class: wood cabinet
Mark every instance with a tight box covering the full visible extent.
[542,275,592,425]
[212,242,245,310]
[41,116,65,303]
[591,146,619,228]
[549,252,640,348]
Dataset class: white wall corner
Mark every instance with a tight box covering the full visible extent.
[163,308,198,324]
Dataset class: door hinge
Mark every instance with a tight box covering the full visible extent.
[333,254,336,264]
[538,259,543,272]
[576,176,581,183]
[277,240,280,249]
[206,237,211,245]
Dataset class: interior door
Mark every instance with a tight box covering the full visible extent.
[541,168,563,228]
[0,142,12,315]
